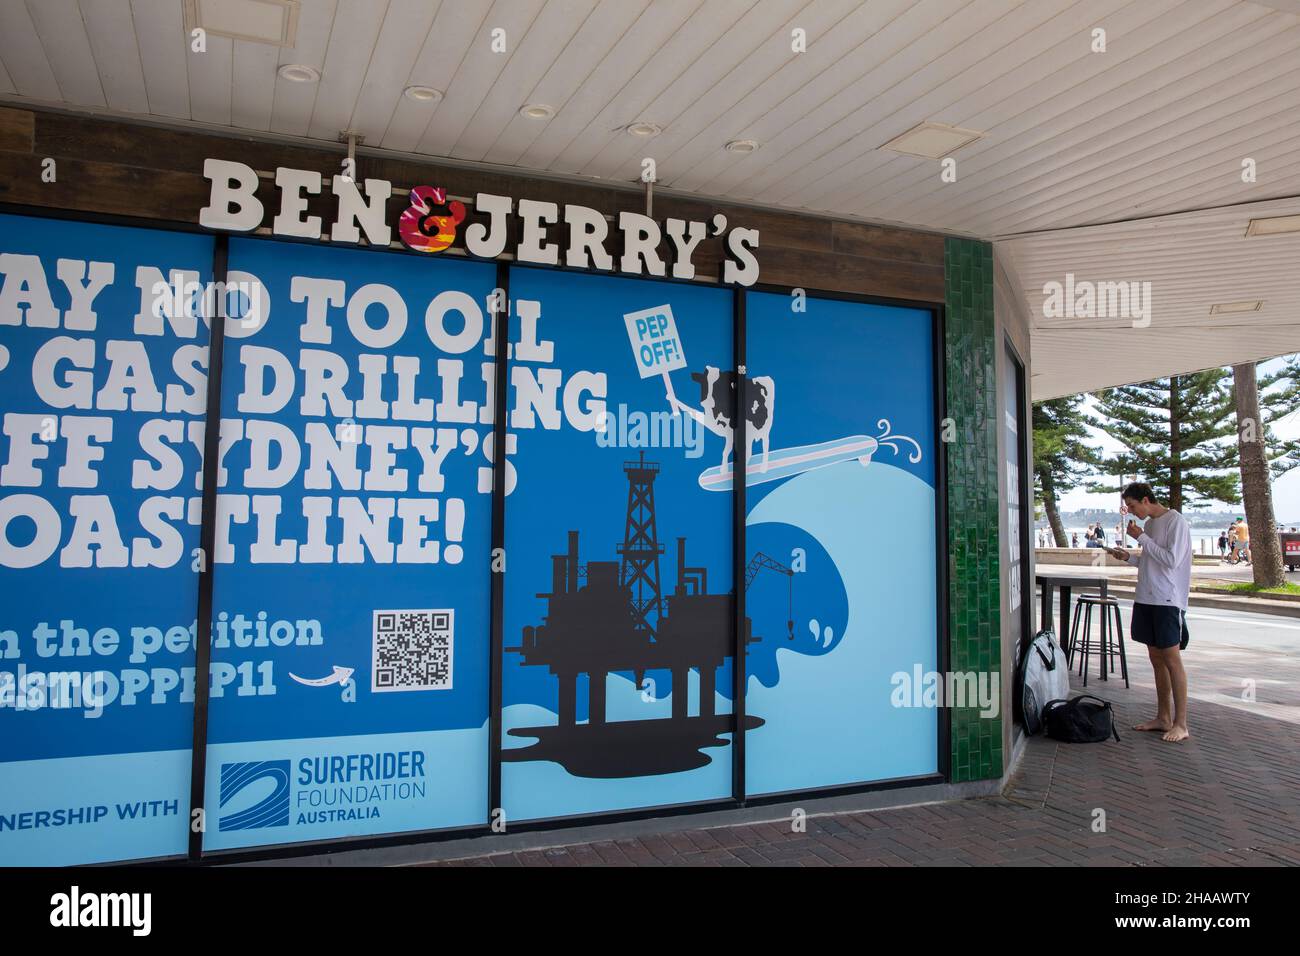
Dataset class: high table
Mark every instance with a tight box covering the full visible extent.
[1035,574,1110,656]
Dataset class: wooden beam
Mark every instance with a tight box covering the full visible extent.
[0,151,207,220]
[5,108,948,302]
[0,107,34,153]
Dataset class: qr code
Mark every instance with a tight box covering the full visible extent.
[372,609,453,693]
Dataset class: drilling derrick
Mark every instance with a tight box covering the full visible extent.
[617,451,664,635]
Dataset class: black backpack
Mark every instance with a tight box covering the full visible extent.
[1042,695,1121,743]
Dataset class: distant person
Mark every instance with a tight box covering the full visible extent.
[1071,531,1079,548]
[1217,528,1228,558]
[1094,524,1105,545]
[1105,482,1192,743]
[1229,517,1250,564]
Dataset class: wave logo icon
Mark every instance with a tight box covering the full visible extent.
[218,760,291,831]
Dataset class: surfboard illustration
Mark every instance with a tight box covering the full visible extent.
[617,321,921,493]
[698,435,874,490]
[697,423,922,491]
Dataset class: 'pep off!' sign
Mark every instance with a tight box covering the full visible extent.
[624,305,686,379]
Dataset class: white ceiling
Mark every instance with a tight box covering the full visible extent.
[1,0,1297,397]
[1001,197,1300,399]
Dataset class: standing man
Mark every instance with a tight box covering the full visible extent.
[1235,516,1251,565]
[1105,482,1192,743]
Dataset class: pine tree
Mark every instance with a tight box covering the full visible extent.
[1272,352,1300,399]
[1251,354,1300,478]
[1032,395,1097,546]
[1233,362,1286,587]
[1260,353,1300,448]
[1089,371,1238,511]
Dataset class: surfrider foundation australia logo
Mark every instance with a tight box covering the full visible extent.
[218,760,291,831]
[218,751,430,830]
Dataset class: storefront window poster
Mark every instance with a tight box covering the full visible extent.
[1,211,945,864]
[202,238,497,851]
[0,215,215,864]
[500,268,741,821]
[744,291,939,794]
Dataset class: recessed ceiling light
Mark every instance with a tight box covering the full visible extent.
[625,121,662,138]
[725,139,759,154]
[1209,300,1264,314]
[185,0,299,46]
[519,103,554,120]
[1245,214,1300,237]
[880,122,985,159]
[278,63,319,83]
[404,85,443,103]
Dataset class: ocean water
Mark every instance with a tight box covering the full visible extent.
[1036,525,1236,553]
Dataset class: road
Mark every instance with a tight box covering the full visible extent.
[1043,595,1300,726]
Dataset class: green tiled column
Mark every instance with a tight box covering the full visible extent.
[944,238,1002,782]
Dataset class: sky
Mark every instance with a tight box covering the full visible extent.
[1056,354,1300,525]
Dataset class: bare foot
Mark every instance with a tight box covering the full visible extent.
[1133,718,1171,732]
[1161,725,1190,743]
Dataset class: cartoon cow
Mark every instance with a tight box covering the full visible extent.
[673,366,775,472]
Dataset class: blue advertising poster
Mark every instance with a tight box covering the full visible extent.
[744,291,939,794]
[0,214,215,865]
[501,268,740,821]
[202,238,496,850]
[1,211,945,862]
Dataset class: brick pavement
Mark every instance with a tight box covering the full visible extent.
[421,668,1300,867]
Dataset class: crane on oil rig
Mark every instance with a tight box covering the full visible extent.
[745,551,795,639]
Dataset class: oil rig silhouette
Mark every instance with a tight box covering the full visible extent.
[504,452,765,778]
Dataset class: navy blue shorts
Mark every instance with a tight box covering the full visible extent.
[1131,602,1189,650]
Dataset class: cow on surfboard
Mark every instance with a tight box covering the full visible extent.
[668,365,921,491]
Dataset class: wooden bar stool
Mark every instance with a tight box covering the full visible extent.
[1069,592,1129,688]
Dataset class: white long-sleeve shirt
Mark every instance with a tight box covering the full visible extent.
[1126,509,1193,609]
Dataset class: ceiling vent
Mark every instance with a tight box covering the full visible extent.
[1245,214,1300,237]
[1209,300,1264,314]
[880,122,985,159]
[184,0,300,47]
